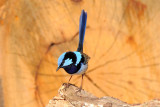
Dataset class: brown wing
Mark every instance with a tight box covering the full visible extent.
[82,53,90,64]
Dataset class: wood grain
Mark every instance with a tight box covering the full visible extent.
[0,0,160,107]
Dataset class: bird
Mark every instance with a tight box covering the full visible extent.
[56,10,90,89]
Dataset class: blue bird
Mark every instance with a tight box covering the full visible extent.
[56,10,90,89]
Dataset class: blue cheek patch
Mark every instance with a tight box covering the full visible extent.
[74,51,82,66]
[63,58,73,66]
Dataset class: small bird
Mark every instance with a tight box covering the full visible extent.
[56,10,90,89]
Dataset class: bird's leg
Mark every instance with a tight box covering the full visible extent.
[75,73,85,94]
[80,73,85,90]
[67,75,73,88]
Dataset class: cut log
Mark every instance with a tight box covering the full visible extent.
[47,83,160,107]
[1,0,160,106]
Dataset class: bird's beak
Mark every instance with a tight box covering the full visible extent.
[56,67,60,72]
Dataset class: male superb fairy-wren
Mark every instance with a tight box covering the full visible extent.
[56,10,90,89]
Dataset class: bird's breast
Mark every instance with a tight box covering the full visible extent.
[63,63,88,75]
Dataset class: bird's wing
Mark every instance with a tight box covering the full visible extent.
[77,10,87,52]
[82,53,90,64]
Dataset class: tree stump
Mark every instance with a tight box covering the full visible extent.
[47,83,160,107]
[1,0,160,107]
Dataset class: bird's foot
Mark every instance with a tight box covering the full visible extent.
[66,83,70,88]
[75,87,82,94]
[62,83,71,91]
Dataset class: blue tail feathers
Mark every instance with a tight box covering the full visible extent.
[77,10,87,52]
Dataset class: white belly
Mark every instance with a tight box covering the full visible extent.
[74,63,88,75]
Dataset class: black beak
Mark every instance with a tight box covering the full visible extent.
[56,67,60,72]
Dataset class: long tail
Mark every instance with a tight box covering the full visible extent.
[77,10,87,52]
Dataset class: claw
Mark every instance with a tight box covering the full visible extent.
[75,88,82,94]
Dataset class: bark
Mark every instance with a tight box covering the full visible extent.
[47,83,160,107]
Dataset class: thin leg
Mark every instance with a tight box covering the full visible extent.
[67,75,73,87]
[80,73,85,89]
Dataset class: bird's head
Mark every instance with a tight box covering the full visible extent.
[56,52,77,71]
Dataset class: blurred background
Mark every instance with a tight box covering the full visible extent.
[0,0,160,107]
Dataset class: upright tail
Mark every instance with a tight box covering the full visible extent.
[77,10,87,52]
